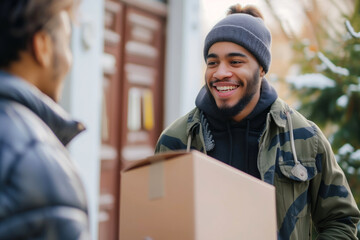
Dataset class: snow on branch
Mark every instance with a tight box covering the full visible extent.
[286,73,335,89]
[351,149,360,162]
[317,52,350,76]
[336,95,348,108]
[345,20,360,38]
[338,143,354,155]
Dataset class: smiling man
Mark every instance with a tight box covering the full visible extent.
[155,4,360,240]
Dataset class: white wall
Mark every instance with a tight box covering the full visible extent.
[164,0,203,127]
[61,1,104,238]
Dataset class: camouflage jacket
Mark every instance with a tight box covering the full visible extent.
[155,98,360,240]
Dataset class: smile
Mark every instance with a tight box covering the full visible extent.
[215,85,239,92]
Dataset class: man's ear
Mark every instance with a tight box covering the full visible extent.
[32,31,53,67]
[260,66,266,78]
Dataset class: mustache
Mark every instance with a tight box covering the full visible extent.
[209,78,245,87]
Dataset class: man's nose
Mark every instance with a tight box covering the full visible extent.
[213,63,232,80]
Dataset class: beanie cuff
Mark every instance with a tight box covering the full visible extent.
[204,25,271,73]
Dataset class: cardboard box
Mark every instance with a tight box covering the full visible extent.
[120,151,276,240]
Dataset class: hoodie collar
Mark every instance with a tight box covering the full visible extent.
[0,71,85,146]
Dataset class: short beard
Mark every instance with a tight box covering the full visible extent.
[207,67,261,118]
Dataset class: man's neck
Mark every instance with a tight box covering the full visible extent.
[4,53,41,87]
[232,90,261,122]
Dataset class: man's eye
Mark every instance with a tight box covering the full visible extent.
[230,60,242,64]
[207,61,217,66]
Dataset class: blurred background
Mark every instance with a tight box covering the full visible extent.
[61,0,360,239]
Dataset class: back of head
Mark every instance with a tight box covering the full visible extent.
[0,0,77,69]
[204,4,272,73]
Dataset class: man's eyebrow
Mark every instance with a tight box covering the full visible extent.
[227,52,247,58]
[206,53,218,59]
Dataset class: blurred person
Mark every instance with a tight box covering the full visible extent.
[155,4,360,239]
[0,0,90,239]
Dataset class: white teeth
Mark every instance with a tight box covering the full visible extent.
[216,86,237,92]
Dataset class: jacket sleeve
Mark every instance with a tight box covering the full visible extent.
[310,126,360,239]
[155,115,191,154]
[155,129,189,154]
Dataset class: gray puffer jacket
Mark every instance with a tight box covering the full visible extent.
[0,71,89,239]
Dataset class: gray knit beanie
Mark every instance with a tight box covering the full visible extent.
[204,13,272,73]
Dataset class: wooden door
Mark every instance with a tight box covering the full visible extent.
[99,1,166,240]
[120,6,165,165]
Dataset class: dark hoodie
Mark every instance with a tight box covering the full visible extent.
[195,79,277,179]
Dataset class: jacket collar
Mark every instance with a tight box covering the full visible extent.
[268,98,290,128]
[0,71,85,146]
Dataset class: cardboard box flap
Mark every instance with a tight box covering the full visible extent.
[122,150,189,172]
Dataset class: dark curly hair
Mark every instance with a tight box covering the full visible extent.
[0,0,78,68]
[227,4,264,19]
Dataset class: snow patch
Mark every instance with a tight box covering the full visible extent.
[351,149,360,161]
[286,73,335,89]
[338,143,354,155]
[336,95,348,108]
[347,166,355,175]
[348,84,360,94]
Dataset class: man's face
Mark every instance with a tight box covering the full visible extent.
[205,42,263,116]
[43,11,72,102]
